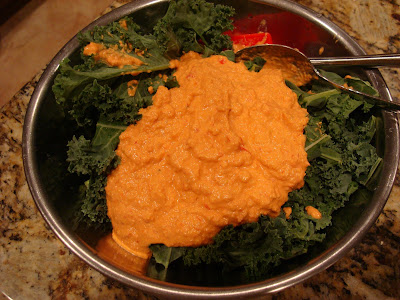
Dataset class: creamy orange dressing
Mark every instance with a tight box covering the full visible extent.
[127,79,139,97]
[105,52,309,258]
[119,19,128,30]
[283,207,292,219]
[83,42,143,69]
[96,234,148,274]
[306,206,322,219]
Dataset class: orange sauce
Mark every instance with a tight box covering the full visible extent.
[119,19,128,30]
[127,79,139,97]
[306,206,322,219]
[106,52,309,258]
[96,234,148,274]
[283,207,292,219]
[83,42,143,69]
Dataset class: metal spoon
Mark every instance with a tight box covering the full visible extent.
[235,44,400,110]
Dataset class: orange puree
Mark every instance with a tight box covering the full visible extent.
[105,52,309,259]
[96,234,148,274]
[306,206,322,219]
[83,42,143,69]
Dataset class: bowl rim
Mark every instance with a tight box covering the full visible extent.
[22,0,399,298]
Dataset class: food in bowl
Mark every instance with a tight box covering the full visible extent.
[106,51,309,259]
[52,0,382,285]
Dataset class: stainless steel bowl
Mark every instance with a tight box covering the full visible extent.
[22,0,399,298]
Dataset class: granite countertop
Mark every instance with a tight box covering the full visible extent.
[1,0,399,299]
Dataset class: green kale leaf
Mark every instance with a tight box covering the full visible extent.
[74,174,111,229]
[66,121,126,227]
[153,0,235,58]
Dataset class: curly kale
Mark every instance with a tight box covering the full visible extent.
[153,0,235,58]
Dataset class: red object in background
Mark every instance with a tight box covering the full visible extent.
[230,32,273,47]
[227,12,320,52]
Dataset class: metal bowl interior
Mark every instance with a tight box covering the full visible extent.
[22,0,399,298]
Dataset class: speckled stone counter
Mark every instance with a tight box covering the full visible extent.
[1,0,399,299]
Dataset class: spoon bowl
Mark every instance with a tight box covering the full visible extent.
[235,44,400,110]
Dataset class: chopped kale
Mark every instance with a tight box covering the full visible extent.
[153,0,235,58]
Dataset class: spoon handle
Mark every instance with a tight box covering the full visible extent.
[310,54,400,67]
[316,70,400,111]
